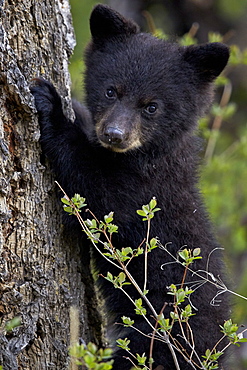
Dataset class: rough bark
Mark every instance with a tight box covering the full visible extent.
[0,1,101,369]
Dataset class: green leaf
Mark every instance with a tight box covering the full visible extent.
[170,311,179,321]
[122,316,134,327]
[149,238,158,250]
[179,33,197,46]
[107,223,118,234]
[61,197,71,205]
[116,338,130,351]
[5,316,21,332]
[104,212,114,224]
[121,247,132,256]
[63,206,73,214]
[105,272,113,282]
[208,31,223,43]
[238,338,247,343]
[136,210,146,217]
[136,353,147,365]
[193,248,201,256]
[118,272,126,284]
[178,249,189,261]
[215,75,230,87]
[134,298,147,315]
[149,198,157,210]
[158,316,172,332]
[87,342,97,354]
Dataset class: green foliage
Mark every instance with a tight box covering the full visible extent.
[148,237,159,252]
[105,272,131,289]
[116,338,131,351]
[168,284,194,305]
[179,33,197,46]
[221,319,247,346]
[157,315,172,332]
[180,304,195,322]
[201,139,247,255]
[134,298,147,316]
[61,194,86,215]
[201,320,247,369]
[229,45,247,66]
[198,32,247,326]
[122,316,134,327]
[5,316,21,332]
[178,247,202,266]
[153,29,168,40]
[86,211,118,237]
[116,338,152,369]
[217,0,247,19]
[136,353,147,366]
[69,0,98,98]
[105,245,144,262]
[69,342,114,369]
[211,102,237,120]
[208,32,224,43]
[202,349,223,370]
[136,197,161,221]
[63,192,247,369]
[200,126,247,324]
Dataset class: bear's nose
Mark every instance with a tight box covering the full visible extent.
[102,127,125,145]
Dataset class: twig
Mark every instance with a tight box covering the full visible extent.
[160,242,247,302]
[69,306,79,370]
[149,302,168,370]
[204,82,232,161]
[56,183,246,370]
[56,181,122,270]
[144,219,151,293]
[142,10,156,35]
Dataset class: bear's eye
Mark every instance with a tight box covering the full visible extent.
[144,103,158,115]
[105,88,116,99]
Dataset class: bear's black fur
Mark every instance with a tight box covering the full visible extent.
[31,4,230,369]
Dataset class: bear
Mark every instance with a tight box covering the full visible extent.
[31,4,230,370]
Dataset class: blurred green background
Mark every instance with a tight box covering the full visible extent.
[69,0,247,367]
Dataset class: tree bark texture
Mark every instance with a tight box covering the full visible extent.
[0,1,101,369]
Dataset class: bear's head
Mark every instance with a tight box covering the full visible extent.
[84,4,229,153]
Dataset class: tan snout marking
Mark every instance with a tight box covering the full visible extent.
[95,108,142,152]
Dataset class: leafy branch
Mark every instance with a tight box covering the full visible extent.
[58,186,247,369]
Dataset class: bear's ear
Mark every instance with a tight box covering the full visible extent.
[183,42,229,82]
[90,4,139,42]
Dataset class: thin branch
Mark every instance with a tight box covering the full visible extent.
[144,218,151,293]
[117,286,159,336]
[56,181,122,270]
[149,302,168,370]
[160,242,247,302]
[204,82,232,161]
[55,183,247,370]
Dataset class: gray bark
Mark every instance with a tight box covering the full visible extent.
[0,1,101,369]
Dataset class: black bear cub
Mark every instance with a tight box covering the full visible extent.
[31,4,230,370]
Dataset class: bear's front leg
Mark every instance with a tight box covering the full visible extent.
[30,78,89,178]
[31,77,69,137]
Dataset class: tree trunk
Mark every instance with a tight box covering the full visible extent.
[0,1,101,369]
